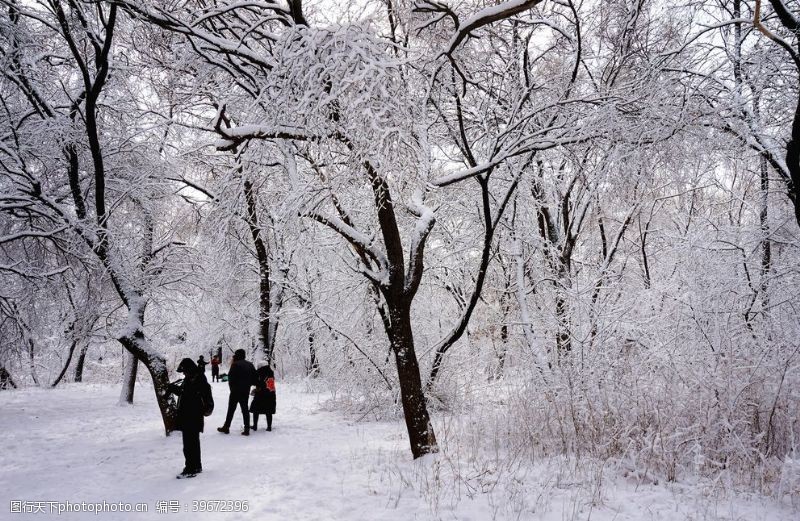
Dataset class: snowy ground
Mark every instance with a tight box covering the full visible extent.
[0,381,796,521]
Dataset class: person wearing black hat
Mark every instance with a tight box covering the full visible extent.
[168,358,210,478]
[217,348,257,435]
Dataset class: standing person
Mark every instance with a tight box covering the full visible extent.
[217,349,257,436]
[168,358,210,479]
[197,355,207,374]
[250,363,276,432]
[210,355,220,382]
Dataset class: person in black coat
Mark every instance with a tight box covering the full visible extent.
[168,358,210,479]
[196,355,207,373]
[217,348,257,435]
[250,364,276,431]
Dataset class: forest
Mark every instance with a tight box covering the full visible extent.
[1,0,799,518]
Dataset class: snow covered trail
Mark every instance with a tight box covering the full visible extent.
[0,381,418,521]
[1,382,796,520]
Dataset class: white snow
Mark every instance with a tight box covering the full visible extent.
[0,382,796,520]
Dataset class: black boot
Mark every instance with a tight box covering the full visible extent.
[176,468,197,479]
[217,426,229,434]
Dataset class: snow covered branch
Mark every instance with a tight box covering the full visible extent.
[404,189,436,297]
[444,0,545,55]
[305,211,388,282]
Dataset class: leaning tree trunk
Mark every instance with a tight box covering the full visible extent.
[118,334,177,434]
[73,342,89,382]
[51,339,78,388]
[387,302,438,459]
[119,349,138,404]
[117,302,177,434]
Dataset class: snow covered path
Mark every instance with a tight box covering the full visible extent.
[0,381,418,521]
[1,382,796,520]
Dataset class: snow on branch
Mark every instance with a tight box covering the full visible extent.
[432,159,503,187]
[111,0,280,69]
[754,0,800,69]
[212,105,316,150]
[305,211,389,281]
[189,2,292,27]
[0,263,69,279]
[767,0,800,31]
[444,0,546,55]
[0,227,67,245]
[404,188,436,296]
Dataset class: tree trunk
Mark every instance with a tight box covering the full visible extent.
[0,367,17,389]
[512,237,548,372]
[73,342,89,382]
[26,336,39,386]
[308,325,319,377]
[760,143,772,312]
[494,278,512,380]
[119,334,177,434]
[554,289,571,356]
[243,179,273,364]
[388,303,438,459]
[51,339,78,388]
[119,349,138,404]
[117,302,177,434]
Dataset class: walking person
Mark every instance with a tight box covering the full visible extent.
[250,363,276,432]
[168,358,211,479]
[197,355,207,374]
[217,349,257,435]
[210,355,220,383]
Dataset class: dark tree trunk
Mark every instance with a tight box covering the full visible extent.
[786,95,800,227]
[760,156,772,309]
[26,336,39,386]
[51,339,78,388]
[388,303,438,459]
[73,342,89,382]
[758,0,800,227]
[118,333,177,434]
[0,367,17,389]
[308,328,319,377]
[494,280,512,380]
[554,274,572,355]
[243,179,273,364]
[427,176,494,387]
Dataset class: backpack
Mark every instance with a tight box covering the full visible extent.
[199,381,214,417]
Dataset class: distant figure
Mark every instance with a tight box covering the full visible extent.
[168,358,211,479]
[250,363,276,432]
[197,355,207,373]
[217,349,257,436]
[210,356,220,382]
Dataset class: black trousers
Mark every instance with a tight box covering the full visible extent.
[252,413,272,430]
[181,430,201,471]
[223,391,250,430]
